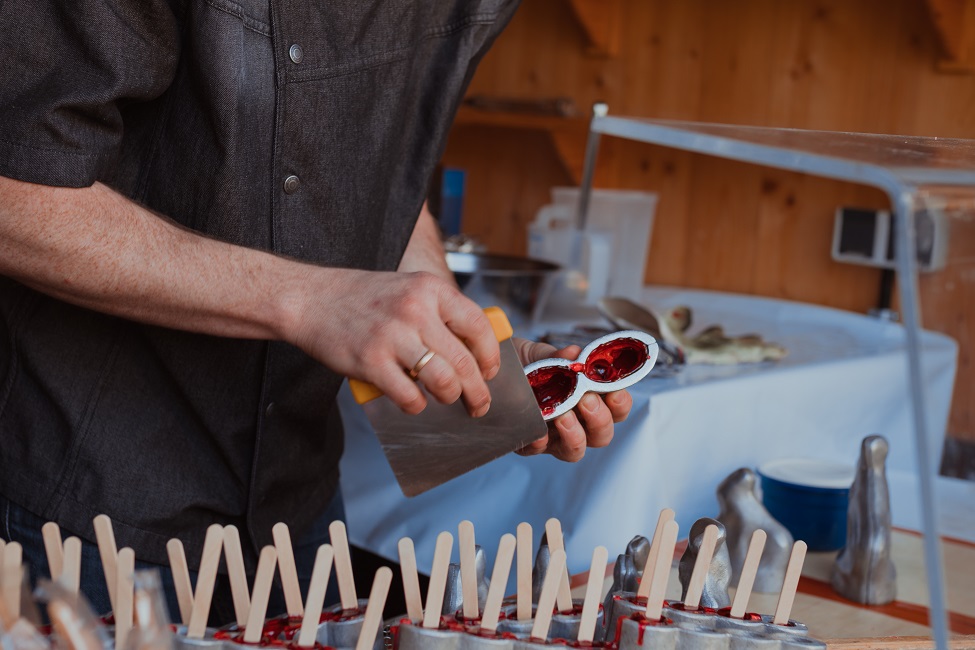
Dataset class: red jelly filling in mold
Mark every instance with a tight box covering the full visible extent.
[583,338,647,383]
[716,607,763,622]
[527,366,579,415]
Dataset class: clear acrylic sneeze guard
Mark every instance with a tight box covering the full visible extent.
[575,112,975,650]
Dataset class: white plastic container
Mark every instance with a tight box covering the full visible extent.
[528,187,657,304]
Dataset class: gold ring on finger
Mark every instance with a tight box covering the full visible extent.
[408,349,436,380]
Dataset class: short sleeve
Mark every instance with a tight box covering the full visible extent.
[0,0,181,187]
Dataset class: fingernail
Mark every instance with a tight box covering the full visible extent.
[473,400,491,418]
[556,411,578,433]
[581,394,600,414]
[483,363,500,381]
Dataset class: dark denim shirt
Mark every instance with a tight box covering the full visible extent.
[0,0,519,566]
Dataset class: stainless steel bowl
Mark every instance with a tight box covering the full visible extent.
[446,252,561,325]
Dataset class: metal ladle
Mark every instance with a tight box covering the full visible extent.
[596,296,685,371]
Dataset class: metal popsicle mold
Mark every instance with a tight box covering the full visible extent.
[524,330,658,421]
[616,615,679,650]
[495,603,534,640]
[830,435,897,605]
[777,636,826,650]
[677,518,732,610]
[460,630,515,650]
[602,592,644,642]
[760,615,809,638]
[548,599,602,643]
[395,622,463,650]
[675,625,732,650]
[712,613,767,636]
[322,598,383,650]
[173,626,232,650]
[725,629,784,650]
[716,468,793,594]
[663,602,718,630]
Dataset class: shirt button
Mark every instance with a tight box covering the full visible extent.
[265,402,276,417]
[289,44,303,64]
[283,175,300,194]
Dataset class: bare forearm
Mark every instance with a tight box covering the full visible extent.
[0,176,501,415]
[0,177,310,340]
[397,202,455,284]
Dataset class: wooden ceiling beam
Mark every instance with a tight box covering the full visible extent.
[924,0,975,72]
[566,0,623,57]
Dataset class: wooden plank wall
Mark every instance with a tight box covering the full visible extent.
[441,0,975,443]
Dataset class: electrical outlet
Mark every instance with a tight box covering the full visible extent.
[831,207,947,272]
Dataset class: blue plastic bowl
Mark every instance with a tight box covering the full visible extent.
[758,458,855,552]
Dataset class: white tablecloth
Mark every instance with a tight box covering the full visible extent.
[337,287,958,579]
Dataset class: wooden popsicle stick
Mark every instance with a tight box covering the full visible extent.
[458,520,479,619]
[93,514,119,612]
[577,545,609,643]
[648,509,675,554]
[645,520,679,621]
[115,548,135,650]
[273,523,305,618]
[0,580,15,633]
[480,534,516,634]
[166,539,194,625]
[244,546,278,644]
[543,518,573,613]
[423,531,453,629]
[637,508,675,599]
[772,540,808,626]
[397,538,424,624]
[223,526,251,627]
[328,521,358,610]
[683,524,719,610]
[0,571,18,632]
[355,567,393,650]
[530,549,566,641]
[516,523,532,621]
[42,522,65,582]
[49,599,102,650]
[187,524,224,639]
[730,530,768,619]
[2,540,22,571]
[61,537,82,597]
[2,542,23,619]
[297,544,334,648]
[637,540,661,601]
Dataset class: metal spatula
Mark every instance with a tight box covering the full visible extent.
[348,307,548,497]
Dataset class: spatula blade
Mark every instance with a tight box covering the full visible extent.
[363,340,547,497]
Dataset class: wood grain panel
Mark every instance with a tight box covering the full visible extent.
[443,0,975,442]
[442,126,571,256]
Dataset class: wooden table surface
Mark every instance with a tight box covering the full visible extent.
[571,529,975,648]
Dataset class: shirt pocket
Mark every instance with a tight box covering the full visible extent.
[275,0,515,82]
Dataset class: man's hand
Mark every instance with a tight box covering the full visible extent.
[512,338,633,462]
[286,268,500,417]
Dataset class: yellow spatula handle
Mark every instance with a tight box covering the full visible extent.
[348,306,513,405]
